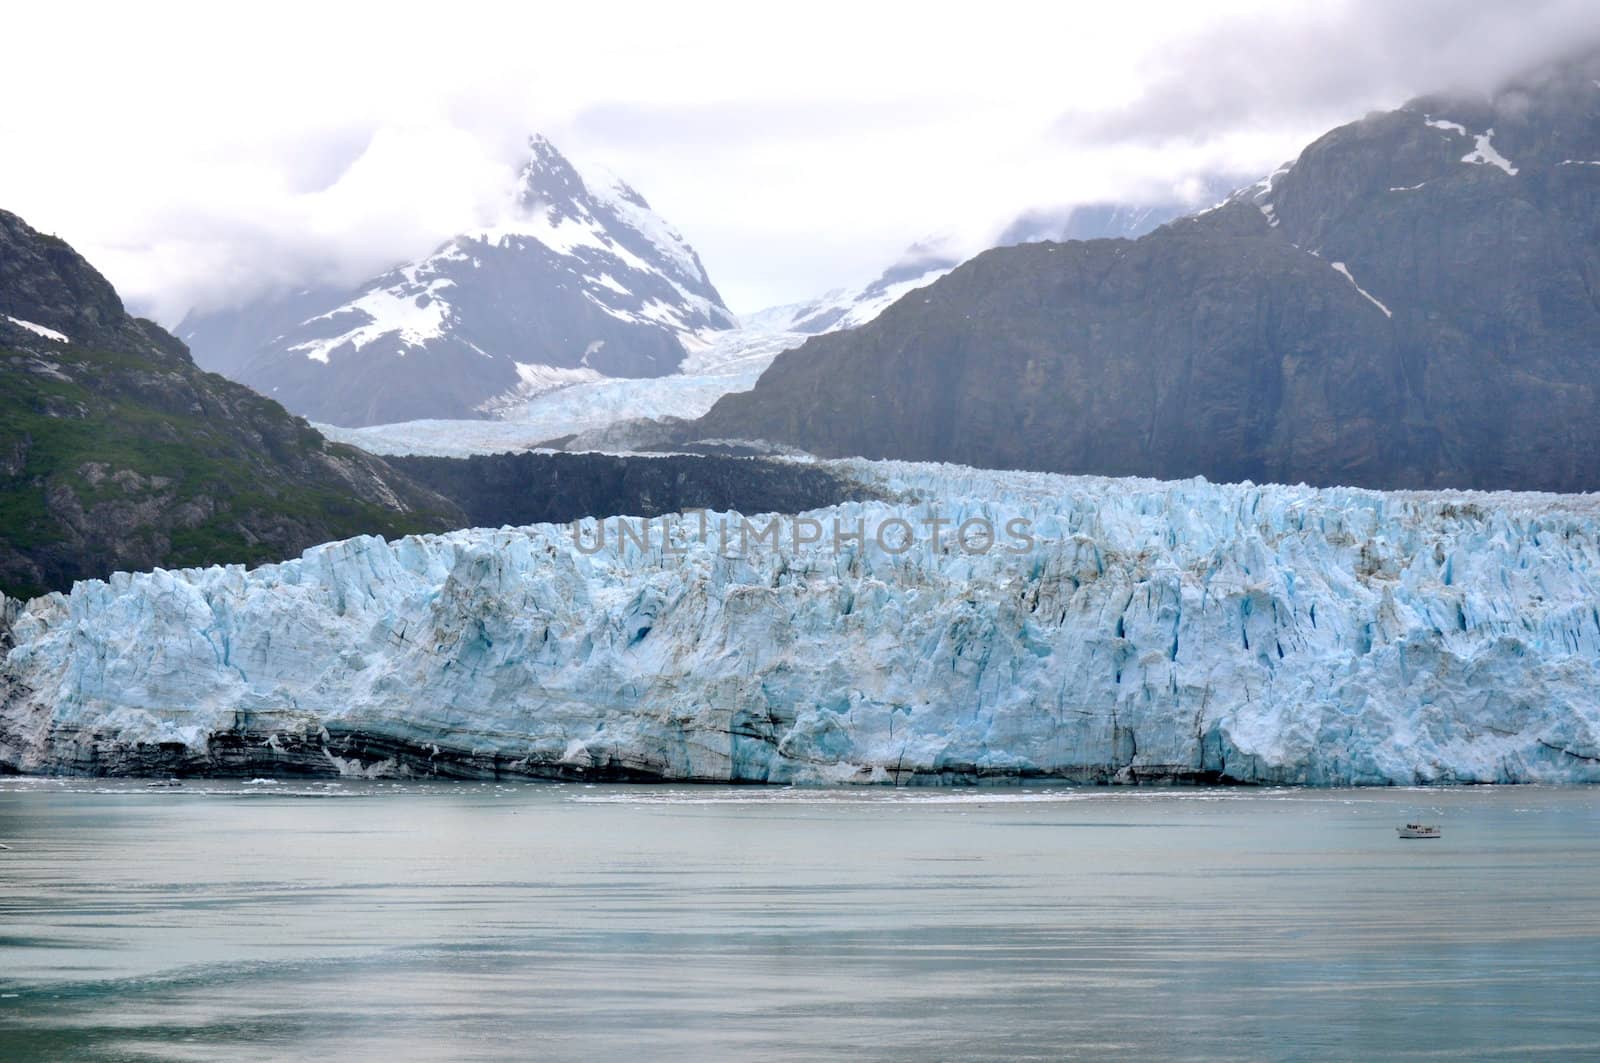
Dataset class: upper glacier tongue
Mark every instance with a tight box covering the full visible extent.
[2,459,1598,785]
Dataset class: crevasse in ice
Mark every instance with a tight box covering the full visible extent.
[3,460,1598,784]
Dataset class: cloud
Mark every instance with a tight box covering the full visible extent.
[1,1,1595,321]
[1056,0,1600,145]
[80,123,523,322]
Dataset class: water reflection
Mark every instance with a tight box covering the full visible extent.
[1,783,1597,1060]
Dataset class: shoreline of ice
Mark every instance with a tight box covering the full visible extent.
[3,459,1599,785]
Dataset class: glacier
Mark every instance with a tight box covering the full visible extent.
[319,245,957,458]
[3,460,1600,785]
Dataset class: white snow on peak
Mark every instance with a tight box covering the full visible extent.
[290,281,455,364]
[471,202,643,266]
[1388,182,1428,192]
[270,136,732,373]
[1227,160,1294,226]
[1424,117,1469,136]
[485,144,725,331]
[1249,161,1295,198]
[4,316,69,344]
[636,298,692,329]
[575,161,708,289]
[1330,262,1393,318]
[1559,159,1600,166]
[587,273,632,296]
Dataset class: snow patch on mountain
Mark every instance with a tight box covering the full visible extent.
[576,164,708,287]
[1330,262,1394,318]
[1233,161,1294,226]
[290,281,457,364]
[1460,130,1519,175]
[1424,116,1519,175]
[3,316,69,344]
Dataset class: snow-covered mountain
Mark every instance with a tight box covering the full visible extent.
[319,247,967,456]
[5,459,1599,784]
[749,239,961,335]
[180,135,736,427]
[324,200,1204,458]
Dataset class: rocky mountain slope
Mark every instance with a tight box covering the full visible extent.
[5,459,1598,784]
[698,52,1600,492]
[326,197,1210,459]
[385,450,873,528]
[180,136,736,427]
[0,208,469,600]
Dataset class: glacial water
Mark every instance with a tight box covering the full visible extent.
[1,782,1597,1061]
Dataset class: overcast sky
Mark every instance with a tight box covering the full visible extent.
[2,0,1596,321]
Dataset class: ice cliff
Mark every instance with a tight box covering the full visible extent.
[3,460,1599,785]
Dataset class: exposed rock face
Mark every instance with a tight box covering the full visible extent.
[0,208,465,600]
[698,52,1600,492]
[4,461,1598,786]
[179,135,736,427]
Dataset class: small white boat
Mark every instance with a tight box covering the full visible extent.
[1396,822,1441,839]
[145,778,183,789]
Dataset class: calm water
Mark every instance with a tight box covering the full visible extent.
[1,782,1597,1061]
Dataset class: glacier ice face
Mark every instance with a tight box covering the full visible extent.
[3,460,1600,785]
[321,327,812,458]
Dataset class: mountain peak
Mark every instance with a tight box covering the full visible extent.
[181,136,736,427]
[1,209,189,365]
[516,133,592,214]
[696,47,1600,492]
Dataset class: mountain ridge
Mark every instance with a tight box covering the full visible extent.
[695,51,1600,492]
[0,208,465,599]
